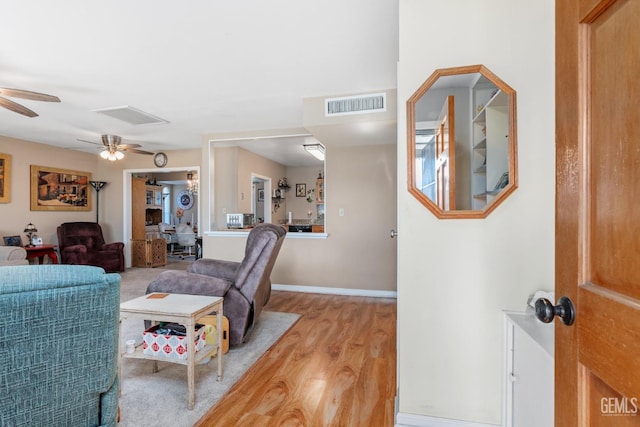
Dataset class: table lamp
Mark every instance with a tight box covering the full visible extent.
[24,223,38,247]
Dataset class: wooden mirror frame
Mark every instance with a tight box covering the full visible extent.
[407,64,518,219]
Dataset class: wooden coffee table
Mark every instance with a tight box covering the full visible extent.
[119,293,224,410]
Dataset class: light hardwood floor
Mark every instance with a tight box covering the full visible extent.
[195,291,397,427]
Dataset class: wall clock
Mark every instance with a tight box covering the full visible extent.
[153,152,168,168]
[176,190,194,210]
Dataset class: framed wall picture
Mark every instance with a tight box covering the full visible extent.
[3,235,22,247]
[0,152,10,203]
[30,165,91,211]
[296,183,306,197]
[258,189,265,202]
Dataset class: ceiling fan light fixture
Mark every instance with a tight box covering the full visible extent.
[80,134,151,160]
[100,148,125,161]
[303,144,325,161]
[102,134,122,146]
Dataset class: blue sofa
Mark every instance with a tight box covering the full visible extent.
[0,265,121,427]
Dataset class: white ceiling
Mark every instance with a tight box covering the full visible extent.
[0,1,398,166]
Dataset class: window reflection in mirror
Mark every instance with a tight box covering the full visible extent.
[407,65,517,219]
[212,136,326,231]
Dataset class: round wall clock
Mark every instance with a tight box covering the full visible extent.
[176,190,194,210]
[153,152,168,168]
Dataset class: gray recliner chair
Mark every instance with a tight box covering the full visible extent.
[145,223,286,346]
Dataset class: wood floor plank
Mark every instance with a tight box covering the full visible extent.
[195,291,397,427]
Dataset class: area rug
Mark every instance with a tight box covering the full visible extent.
[117,266,300,427]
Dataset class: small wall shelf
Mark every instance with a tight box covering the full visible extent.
[277,178,291,193]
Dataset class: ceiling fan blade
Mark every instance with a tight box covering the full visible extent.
[77,138,101,146]
[0,88,60,102]
[64,146,98,152]
[122,147,154,155]
[0,96,38,117]
[78,136,151,155]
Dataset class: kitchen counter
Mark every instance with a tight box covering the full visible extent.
[286,224,324,233]
[208,226,327,239]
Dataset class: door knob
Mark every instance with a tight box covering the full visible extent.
[535,296,575,326]
[390,229,397,238]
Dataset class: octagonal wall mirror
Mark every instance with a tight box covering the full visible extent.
[407,64,517,219]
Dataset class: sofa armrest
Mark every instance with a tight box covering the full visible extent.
[0,259,29,266]
[101,242,124,252]
[0,246,27,261]
[61,245,87,256]
[60,244,88,264]
[146,270,233,296]
[61,244,87,253]
[188,258,240,281]
[99,376,119,427]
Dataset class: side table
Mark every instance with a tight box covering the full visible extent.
[119,293,223,410]
[24,244,59,264]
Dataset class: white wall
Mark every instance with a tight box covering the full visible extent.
[397,0,555,424]
[0,136,98,246]
[284,165,324,222]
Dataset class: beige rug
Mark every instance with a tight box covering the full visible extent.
[117,265,299,427]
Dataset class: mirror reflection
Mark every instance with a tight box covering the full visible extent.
[407,65,517,218]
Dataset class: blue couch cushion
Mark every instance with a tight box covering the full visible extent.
[0,265,121,426]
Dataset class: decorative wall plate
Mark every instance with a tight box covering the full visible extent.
[176,190,194,210]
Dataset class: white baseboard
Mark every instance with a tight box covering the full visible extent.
[271,283,397,298]
[395,412,499,427]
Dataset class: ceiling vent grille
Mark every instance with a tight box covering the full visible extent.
[325,92,386,117]
[92,105,168,125]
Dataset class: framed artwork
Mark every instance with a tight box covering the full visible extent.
[258,189,264,202]
[0,152,10,203]
[3,235,22,247]
[30,165,91,211]
[296,183,306,197]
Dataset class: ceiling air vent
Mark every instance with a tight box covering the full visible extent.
[325,92,386,117]
[92,105,168,125]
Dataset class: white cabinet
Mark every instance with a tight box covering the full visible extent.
[503,311,554,427]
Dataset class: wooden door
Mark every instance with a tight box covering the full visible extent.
[434,96,455,210]
[131,177,146,240]
[556,0,640,425]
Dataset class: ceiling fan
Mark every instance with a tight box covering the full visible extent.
[78,134,154,161]
[0,88,60,117]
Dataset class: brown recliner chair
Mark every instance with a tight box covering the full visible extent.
[145,223,287,346]
[57,222,125,273]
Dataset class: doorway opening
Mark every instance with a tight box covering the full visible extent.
[123,166,200,268]
[251,174,272,224]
